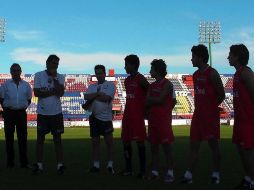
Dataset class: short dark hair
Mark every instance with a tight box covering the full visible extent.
[46,54,60,64]
[230,44,249,66]
[191,44,209,64]
[10,63,21,71]
[94,65,106,74]
[124,54,140,70]
[151,59,167,77]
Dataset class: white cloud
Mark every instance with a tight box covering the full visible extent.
[11,48,47,64]
[10,30,45,41]
[10,48,191,72]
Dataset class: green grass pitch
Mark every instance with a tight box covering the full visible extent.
[0,126,244,190]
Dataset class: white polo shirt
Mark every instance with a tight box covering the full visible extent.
[86,81,116,121]
[1,79,32,110]
[34,70,65,115]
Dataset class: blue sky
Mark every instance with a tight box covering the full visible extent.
[0,0,254,75]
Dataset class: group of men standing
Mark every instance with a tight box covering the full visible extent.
[0,55,65,174]
[0,44,253,189]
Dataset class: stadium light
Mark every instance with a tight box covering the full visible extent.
[199,21,221,67]
[0,18,6,42]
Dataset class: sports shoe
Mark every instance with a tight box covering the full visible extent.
[32,163,43,175]
[210,176,220,184]
[107,166,115,175]
[235,178,250,189]
[147,173,159,180]
[164,174,175,183]
[180,176,193,184]
[89,166,100,173]
[119,170,133,176]
[249,183,254,190]
[57,165,66,175]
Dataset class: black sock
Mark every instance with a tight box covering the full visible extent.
[138,145,146,173]
[123,144,132,172]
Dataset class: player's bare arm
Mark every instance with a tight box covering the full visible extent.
[28,99,31,107]
[34,87,55,98]
[96,92,112,102]
[172,98,177,109]
[139,75,150,91]
[53,79,65,97]
[210,69,225,105]
[241,68,254,102]
[83,92,99,101]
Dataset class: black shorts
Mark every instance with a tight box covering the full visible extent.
[37,113,64,136]
[89,115,114,138]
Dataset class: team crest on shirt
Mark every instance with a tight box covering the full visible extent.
[196,76,207,82]
[195,86,205,95]
[126,94,135,99]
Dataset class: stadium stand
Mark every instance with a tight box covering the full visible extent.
[0,73,234,121]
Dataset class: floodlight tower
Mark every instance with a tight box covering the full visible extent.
[199,21,221,67]
[0,18,6,42]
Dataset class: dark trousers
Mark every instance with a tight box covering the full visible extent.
[3,108,28,167]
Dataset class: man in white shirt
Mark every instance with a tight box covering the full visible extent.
[0,63,32,168]
[33,54,65,175]
[84,65,116,174]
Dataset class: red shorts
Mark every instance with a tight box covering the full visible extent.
[148,115,174,144]
[190,114,220,142]
[232,121,254,149]
[121,113,146,142]
[148,125,174,144]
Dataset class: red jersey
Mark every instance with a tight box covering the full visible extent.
[148,78,174,144]
[232,66,254,148]
[121,73,147,141]
[148,78,173,125]
[191,66,220,141]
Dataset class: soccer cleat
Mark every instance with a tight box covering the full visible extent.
[107,166,115,175]
[57,165,66,175]
[32,163,43,175]
[210,176,220,184]
[164,174,175,183]
[180,176,193,184]
[89,166,100,173]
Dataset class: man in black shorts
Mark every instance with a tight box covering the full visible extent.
[33,54,65,174]
[84,65,116,174]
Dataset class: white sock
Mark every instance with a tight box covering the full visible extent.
[107,161,113,168]
[212,171,220,179]
[93,161,100,168]
[152,170,159,176]
[57,163,63,170]
[244,176,251,182]
[37,162,43,170]
[184,170,192,179]
[167,169,174,177]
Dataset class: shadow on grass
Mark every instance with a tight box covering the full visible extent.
[0,127,245,190]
